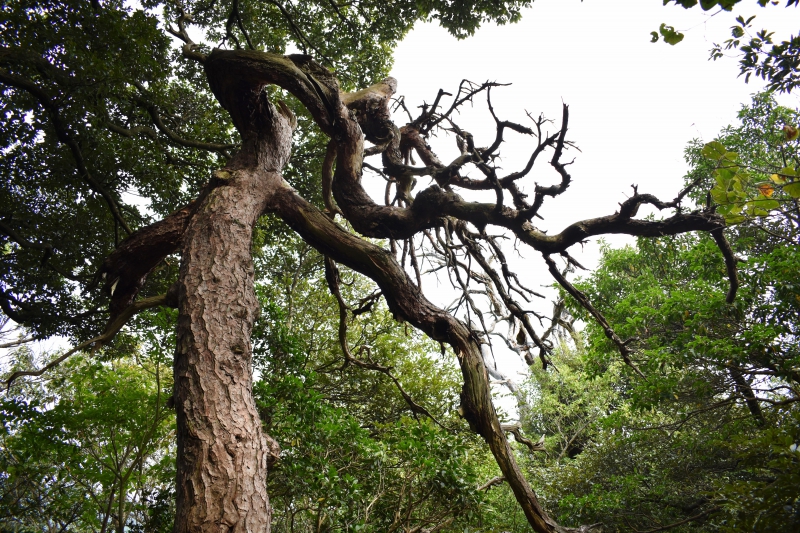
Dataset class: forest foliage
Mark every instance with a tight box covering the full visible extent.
[3,91,799,531]
[1,0,799,532]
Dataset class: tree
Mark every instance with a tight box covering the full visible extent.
[695,92,800,229]
[253,290,491,532]
[0,1,740,531]
[527,94,800,531]
[656,0,800,92]
[1,346,175,533]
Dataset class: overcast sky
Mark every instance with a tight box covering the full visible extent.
[390,0,798,235]
[381,0,799,405]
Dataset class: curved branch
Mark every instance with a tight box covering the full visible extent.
[99,196,204,320]
[204,51,727,250]
[477,476,505,491]
[4,293,175,388]
[501,423,545,453]
[202,49,724,533]
[166,12,207,64]
[225,0,255,50]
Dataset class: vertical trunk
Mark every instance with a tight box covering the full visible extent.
[173,81,293,532]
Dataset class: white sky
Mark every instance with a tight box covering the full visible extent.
[389,0,798,253]
[381,0,800,409]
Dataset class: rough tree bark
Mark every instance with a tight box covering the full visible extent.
[172,79,292,532]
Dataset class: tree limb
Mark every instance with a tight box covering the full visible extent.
[710,228,739,304]
[544,254,645,378]
[4,293,176,388]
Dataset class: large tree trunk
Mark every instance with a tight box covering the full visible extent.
[173,82,293,532]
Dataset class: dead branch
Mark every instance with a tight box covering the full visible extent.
[502,423,546,453]
[710,228,739,304]
[544,254,644,378]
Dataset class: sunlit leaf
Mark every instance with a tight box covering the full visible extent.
[784,181,800,198]
[724,213,746,224]
[752,197,780,210]
[711,187,729,204]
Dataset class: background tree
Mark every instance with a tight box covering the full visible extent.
[656,0,800,92]
[1,343,175,533]
[525,93,800,531]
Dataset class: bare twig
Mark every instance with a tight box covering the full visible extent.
[323,257,444,428]
[4,293,175,388]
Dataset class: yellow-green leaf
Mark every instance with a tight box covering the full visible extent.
[702,141,727,160]
[784,181,800,199]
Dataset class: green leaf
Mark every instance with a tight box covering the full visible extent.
[727,202,744,215]
[659,23,685,45]
[751,197,780,210]
[714,166,737,185]
[710,187,729,204]
[724,213,746,224]
[784,181,800,198]
[746,202,769,217]
[702,141,728,160]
